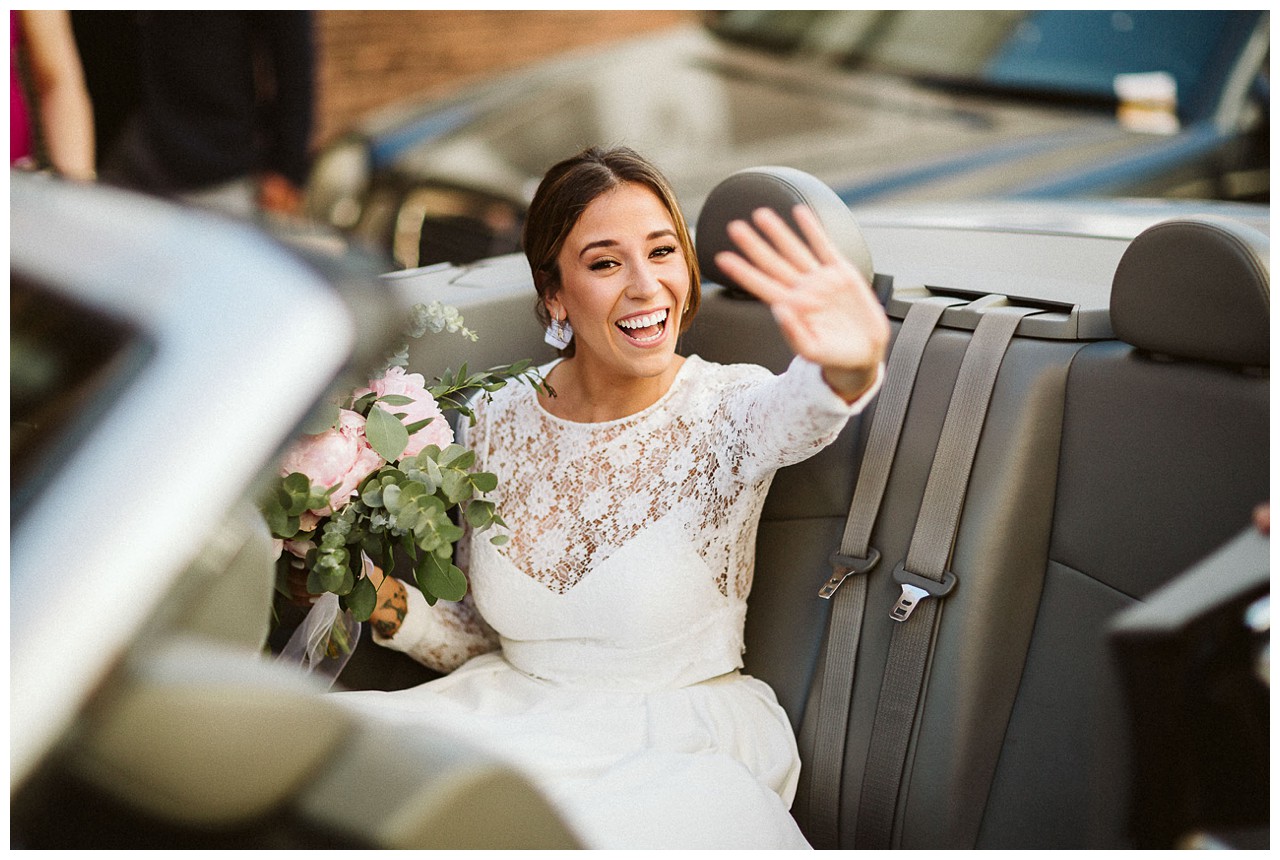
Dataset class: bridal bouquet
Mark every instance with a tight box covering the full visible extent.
[261,301,543,674]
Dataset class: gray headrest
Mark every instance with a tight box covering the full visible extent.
[1111,217,1269,367]
[695,166,874,297]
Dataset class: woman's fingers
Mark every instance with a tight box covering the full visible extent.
[719,205,841,291]
[751,207,822,273]
[725,216,799,285]
[714,249,789,304]
[793,204,841,268]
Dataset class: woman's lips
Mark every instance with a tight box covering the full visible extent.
[616,308,669,344]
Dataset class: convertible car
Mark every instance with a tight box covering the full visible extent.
[306,9,1270,269]
[10,168,1268,849]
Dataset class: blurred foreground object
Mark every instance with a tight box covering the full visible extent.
[11,174,578,848]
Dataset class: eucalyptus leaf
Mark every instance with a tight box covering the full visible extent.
[377,394,415,406]
[380,483,402,511]
[365,405,409,463]
[261,485,287,526]
[417,553,468,603]
[424,456,444,489]
[465,500,494,528]
[439,444,469,466]
[403,417,436,434]
[281,474,315,516]
[264,502,291,539]
[490,534,510,546]
[471,471,498,493]
[347,574,376,621]
[441,469,470,504]
[315,564,346,594]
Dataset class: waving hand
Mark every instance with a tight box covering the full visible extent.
[714,205,890,402]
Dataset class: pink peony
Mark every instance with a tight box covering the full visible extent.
[353,366,454,459]
[279,409,384,515]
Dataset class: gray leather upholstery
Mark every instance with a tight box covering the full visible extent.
[694,165,875,294]
[1110,217,1270,367]
[981,235,1269,846]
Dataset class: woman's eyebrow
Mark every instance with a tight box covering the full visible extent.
[578,230,677,259]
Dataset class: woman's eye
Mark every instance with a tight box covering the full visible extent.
[650,245,677,259]
[588,259,618,271]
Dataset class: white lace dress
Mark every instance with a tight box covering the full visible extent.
[333,354,878,849]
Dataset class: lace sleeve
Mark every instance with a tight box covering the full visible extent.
[722,356,883,482]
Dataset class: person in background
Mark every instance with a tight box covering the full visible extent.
[10,9,96,181]
[98,11,315,220]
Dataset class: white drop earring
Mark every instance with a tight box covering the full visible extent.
[545,316,573,350]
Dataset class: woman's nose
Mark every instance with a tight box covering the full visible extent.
[626,262,662,298]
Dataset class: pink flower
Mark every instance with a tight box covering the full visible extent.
[284,538,316,560]
[353,366,454,459]
[279,409,384,514]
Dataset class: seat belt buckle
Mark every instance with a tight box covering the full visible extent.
[819,548,881,599]
[890,562,957,622]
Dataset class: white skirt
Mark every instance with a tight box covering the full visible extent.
[332,651,812,850]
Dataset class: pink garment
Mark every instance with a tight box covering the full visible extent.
[11,10,33,164]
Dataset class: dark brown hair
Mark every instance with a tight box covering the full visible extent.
[522,146,701,355]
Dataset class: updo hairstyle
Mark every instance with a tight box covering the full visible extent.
[522,146,701,356]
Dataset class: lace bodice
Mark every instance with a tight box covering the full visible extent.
[376,355,878,687]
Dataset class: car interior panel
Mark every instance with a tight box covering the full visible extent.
[10,163,1268,848]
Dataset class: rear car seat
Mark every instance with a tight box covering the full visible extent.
[690,168,1094,849]
[979,216,1269,848]
[687,170,1268,849]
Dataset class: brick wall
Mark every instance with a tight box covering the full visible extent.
[314,10,699,147]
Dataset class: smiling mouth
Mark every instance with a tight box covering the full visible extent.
[616,308,669,344]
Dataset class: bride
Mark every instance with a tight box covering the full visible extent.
[328,146,888,849]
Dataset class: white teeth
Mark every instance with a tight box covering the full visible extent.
[617,309,668,330]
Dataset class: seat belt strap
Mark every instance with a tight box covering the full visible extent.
[800,297,953,848]
[854,304,1038,849]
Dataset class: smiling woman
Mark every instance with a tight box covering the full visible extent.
[324,146,889,849]
[529,151,698,421]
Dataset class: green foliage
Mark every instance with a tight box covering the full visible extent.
[261,472,334,541]
[416,551,468,605]
[430,359,553,426]
[260,302,545,625]
[364,403,410,462]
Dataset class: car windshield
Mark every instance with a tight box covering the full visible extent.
[709,10,1256,113]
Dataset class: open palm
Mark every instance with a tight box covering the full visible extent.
[714,205,890,400]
